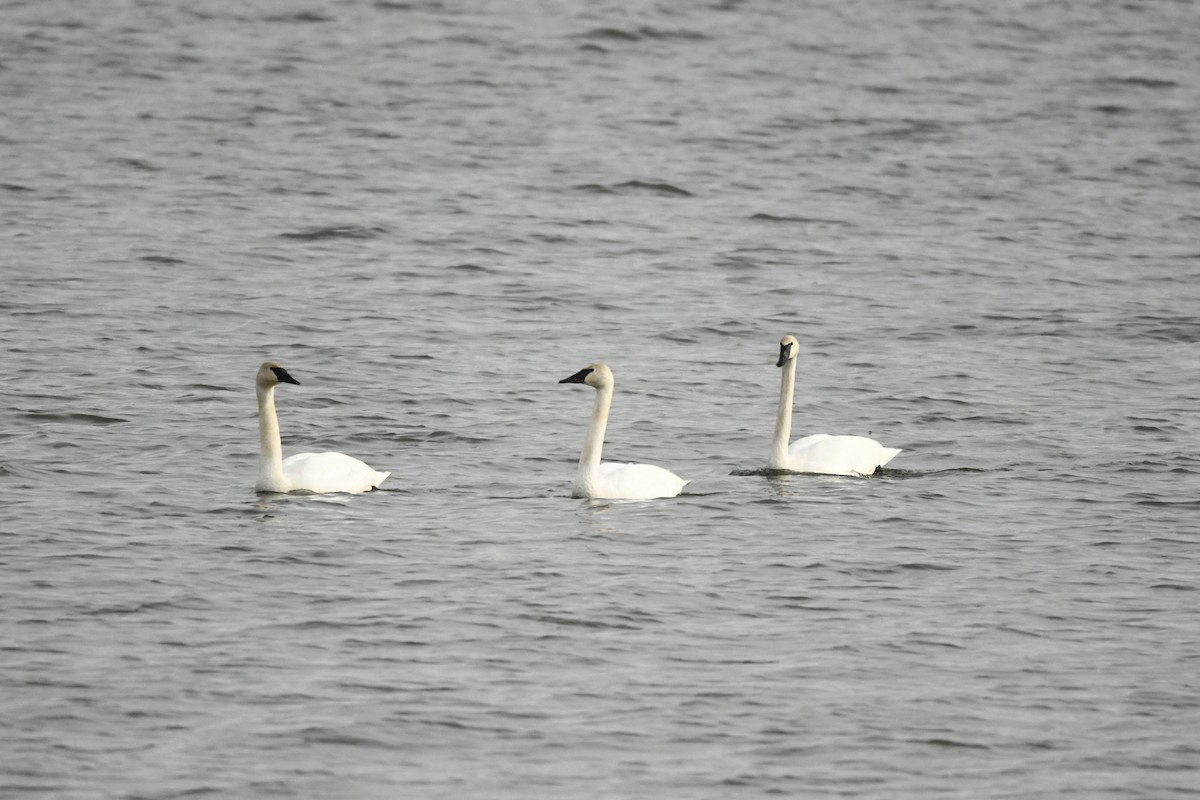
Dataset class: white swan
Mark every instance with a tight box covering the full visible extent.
[255,361,390,494]
[559,364,689,500]
[769,335,901,475]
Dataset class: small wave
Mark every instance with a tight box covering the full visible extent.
[421,429,493,444]
[996,625,1046,638]
[749,213,850,225]
[262,11,333,23]
[700,319,759,336]
[575,26,710,43]
[20,678,96,690]
[921,737,990,750]
[347,126,402,139]
[298,727,393,748]
[898,326,983,340]
[1095,76,1178,90]
[278,225,389,240]
[183,383,234,393]
[866,120,949,141]
[520,613,638,631]
[712,253,761,271]
[906,637,965,650]
[23,411,127,425]
[766,593,815,602]
[1115,315,1200,343]
[578,27,642,42]
[84,599,204,616]
[110,157,160,172]
[1130,423,1183,434]
[573,180,692,197]
[139,255,186,265]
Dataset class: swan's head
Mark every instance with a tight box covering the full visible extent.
[776,335,799,368]
[559,363,613,389]
[257,361,301,389]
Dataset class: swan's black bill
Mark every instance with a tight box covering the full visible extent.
[776,343,793,368]
[272,366,301,385]
[559,368,593,384]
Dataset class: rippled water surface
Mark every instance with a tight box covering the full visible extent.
[3,1,1199,797]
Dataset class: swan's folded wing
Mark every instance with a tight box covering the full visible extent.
[282,451,389,493]
[788,435,898,476]
[788,433,834,454]
[597,461,688,500]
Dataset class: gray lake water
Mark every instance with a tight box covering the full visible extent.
[3,1,1199,797]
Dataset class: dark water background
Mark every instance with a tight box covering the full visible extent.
[3,1,1199,797]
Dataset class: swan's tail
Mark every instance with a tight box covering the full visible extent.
[879,448,902,468]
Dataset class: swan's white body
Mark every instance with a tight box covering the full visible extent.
[560,364,688,500]
[255,362,390,494]
[769,336,900,476]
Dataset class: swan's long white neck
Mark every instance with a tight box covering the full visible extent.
[257,383,288,490]
[576,380,613,495]
[769,357,796,469]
